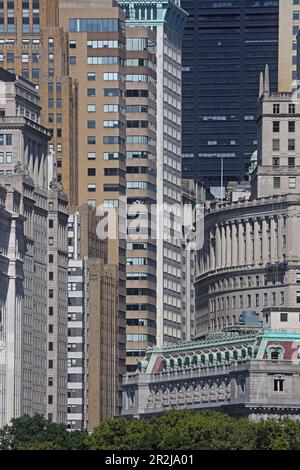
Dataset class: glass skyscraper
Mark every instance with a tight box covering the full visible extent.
[181,0,279,189]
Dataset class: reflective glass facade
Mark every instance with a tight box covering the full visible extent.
[181,0,279,188]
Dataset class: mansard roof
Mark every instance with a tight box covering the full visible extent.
[136,330,300,375]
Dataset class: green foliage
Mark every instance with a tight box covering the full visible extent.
[1,410,300,450]
[0,414,88,450]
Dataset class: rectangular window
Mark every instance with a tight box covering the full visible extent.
[297,292,300,303]
[273,104,280,114]
[274,379,284,392]
[87,72,95,81]
[87,136,96,145]
[273,177,280,189]
[289,104,295,114]
[288,157,295,167]
[288,139,295,151]
[88,184,96,192]
[289,177,296,189]
[289,121,295,132]
[87,152,96,160]
[273,121,280,132]
[272,139,280,151]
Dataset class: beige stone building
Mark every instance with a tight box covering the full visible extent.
[59,0,127,413]
[0,68,68,425]
[278,0,300,92]
[0,0,78,205]
[196,70,300,338]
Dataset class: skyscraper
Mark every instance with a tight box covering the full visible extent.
[67,205,119,430]
[125,26,158,371]
[278,0,300,92]
[0,0,78,205]
[118,0,187,350]
[0,68,68,425]
[181,0,279,189]
[59,0,126,414]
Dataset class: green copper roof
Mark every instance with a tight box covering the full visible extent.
[117,0,187,32]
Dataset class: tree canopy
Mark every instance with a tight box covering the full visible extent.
[1,410,300,450]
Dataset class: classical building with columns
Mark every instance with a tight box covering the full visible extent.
[0,68,68,426]
[122,326,300,420]
[195,67,300,338]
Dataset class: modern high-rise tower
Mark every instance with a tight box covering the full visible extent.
[118,0,187,351]
[181,0,279,189]
[59,0,127,414]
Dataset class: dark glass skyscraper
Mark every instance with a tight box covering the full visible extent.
[181,0,279,188]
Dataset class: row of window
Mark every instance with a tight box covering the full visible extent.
[272,121,295,132]
[210,291,286,312]
[273,103,296,114]
[273,176,297,189]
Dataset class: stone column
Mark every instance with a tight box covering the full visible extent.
[231,222,238,266]
[245,220,252,265]
[270,216,277,262]
[253,218,261,265]
[210,230,215,270]
[238,221,245,266]
[221,224,226,268]
[262,217,269,263]
[277,215,282,260]
[226,223,231,267]
[216,224,221,269]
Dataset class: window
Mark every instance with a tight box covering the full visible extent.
[289,121,295,132]
[274,378,284,392]
[104,88,119,97]
[273,104,280,114]
[272,157,279,167]
[273,121,280,132]
[87,72,95,81]
[87,136,96,145]
[272,139,280,151]
[87,104,96,113]
[297,292,300,303]
[88,184,96,192]
[289,177,296,189]
[87,88,96,97]
[87,152,96,160]
[289,104,295,114]
[88,168,96,176]
[69,56,76,65]
[6,153,12,164]
[288,139,295,151]
[273,177,280,189]
[280,313,288,322]
[288,157,295,167]
[87,120,96,129]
